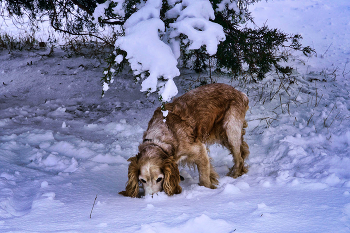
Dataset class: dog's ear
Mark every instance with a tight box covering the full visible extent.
[162,157,182,196]
[119,156,140,198]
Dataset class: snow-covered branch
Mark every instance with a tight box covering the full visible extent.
[97,0,226,102]
[115,0,180,101]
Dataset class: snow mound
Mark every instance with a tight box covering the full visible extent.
[135,214,234,233]
[91,154,128,164]
[48,141,95,159]
[221,183,241,195]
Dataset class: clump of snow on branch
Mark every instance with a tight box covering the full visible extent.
[115,0,180,101]
[216,0,240,12]
[168,0,226,55]
[92,0,125,24]
[94,0,226,102]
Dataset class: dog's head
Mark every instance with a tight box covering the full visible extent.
[119,145,182,197]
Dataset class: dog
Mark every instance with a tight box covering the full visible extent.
[119,83,249,197]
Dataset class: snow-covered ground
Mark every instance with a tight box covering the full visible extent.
[1,0,350,232]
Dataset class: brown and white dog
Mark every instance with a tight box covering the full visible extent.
[119,83,249,197]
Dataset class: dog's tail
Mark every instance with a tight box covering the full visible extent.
[241,120,250,161]
[241,94,249,161]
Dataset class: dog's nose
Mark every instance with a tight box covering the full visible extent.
[144,186,157,196]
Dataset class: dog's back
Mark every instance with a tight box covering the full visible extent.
[166,83,249,143]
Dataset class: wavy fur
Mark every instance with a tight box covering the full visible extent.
[119,156,139,198]
[162,157,182,195]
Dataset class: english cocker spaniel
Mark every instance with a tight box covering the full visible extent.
[119,83,249,197]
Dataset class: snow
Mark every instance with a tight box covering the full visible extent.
[135,214,234,233]
[0,0,350,232]
[248,0,350,81]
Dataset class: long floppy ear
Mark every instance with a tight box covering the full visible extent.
[162,157,182,196]
[119,156,140,198]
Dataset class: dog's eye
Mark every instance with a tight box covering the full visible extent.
[156,177,163,183]
[140,179,147,183]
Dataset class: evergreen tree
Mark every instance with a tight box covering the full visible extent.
[1,0,314,98]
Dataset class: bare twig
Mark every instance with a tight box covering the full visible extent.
[307,112,315,126]
[323,105,336,127]
[270,81,283,101]
[328,112,340,128]
[313,80,323,107]
[90,195,98,219]
[343,61,350,78]
[321,43,333,58]
[315,81,318,107]
[279,94,284,114]
[315,94,323,107]
[48,0,115,46]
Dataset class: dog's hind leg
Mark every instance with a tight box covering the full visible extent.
[224,108,249,178]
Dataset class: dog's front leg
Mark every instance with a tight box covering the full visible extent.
[192,143,216,189]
